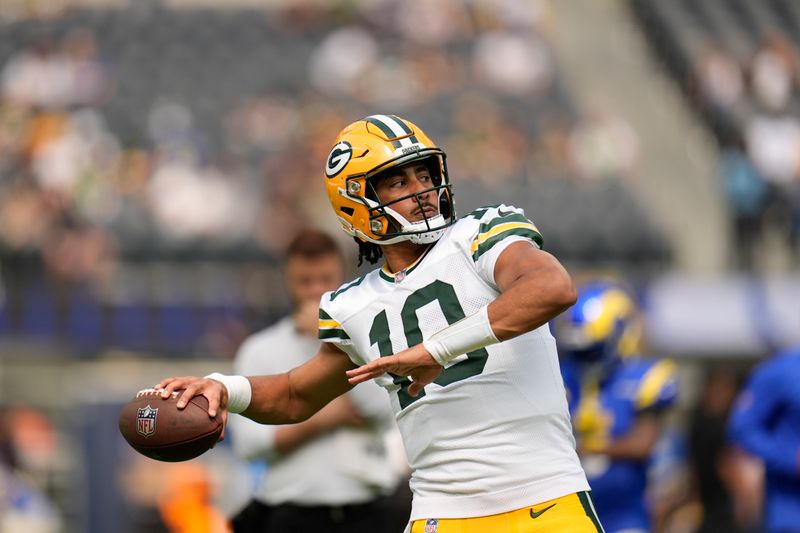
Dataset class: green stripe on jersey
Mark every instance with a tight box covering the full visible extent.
[319,328,351,341]
[465,205,502,219]
[472,211,543,256]
[472,227,543,260]
[330,275,366,301]
[479,211,531,230]
[319,308,332,320]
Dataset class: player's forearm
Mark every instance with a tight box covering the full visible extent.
[242,373,316,425]
[489,265,576,341]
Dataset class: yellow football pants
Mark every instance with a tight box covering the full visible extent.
[410,491,605,533]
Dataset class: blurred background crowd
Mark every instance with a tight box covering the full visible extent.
[0,0,798,532]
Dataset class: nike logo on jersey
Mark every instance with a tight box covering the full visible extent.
[529,503,556,519]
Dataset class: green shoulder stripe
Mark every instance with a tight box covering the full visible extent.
[479,211,531,231]
[319,308,332,320]
[330,275,366,301]
[319,328,351,341]
[472,226,543,261]
[470,209,544,260]
[464,204,503,219]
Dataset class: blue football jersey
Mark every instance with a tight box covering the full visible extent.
[729,348,800,533]
[561,357,679,532]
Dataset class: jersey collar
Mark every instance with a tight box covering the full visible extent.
[379,244,434,283]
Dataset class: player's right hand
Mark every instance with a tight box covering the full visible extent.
[346,343,443,396]
[156,376,229,440]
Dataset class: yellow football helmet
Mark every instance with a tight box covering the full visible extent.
[323,114,456,244]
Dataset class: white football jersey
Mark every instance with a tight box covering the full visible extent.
[319,205,589,520]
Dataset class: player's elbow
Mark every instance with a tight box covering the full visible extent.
[546,269,577,315]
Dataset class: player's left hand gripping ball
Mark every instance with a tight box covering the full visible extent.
[118,388,222,462]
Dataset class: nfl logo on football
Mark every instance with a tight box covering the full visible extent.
[424,518,439,533]
[137,405,158,437]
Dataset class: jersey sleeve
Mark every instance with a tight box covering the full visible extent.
[634,359,679,412]
[465,204,544,285]
[318,297,365,366]
[466,204,544,287]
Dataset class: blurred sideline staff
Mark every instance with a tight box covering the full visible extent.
[555,280,679,533]
[729,345,800,533]
[229,229,402,533]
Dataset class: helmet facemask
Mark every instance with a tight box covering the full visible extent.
[349,150,455,245]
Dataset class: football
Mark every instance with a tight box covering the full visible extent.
[118,388,223,462]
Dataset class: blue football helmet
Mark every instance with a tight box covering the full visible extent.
[555,281,640,367]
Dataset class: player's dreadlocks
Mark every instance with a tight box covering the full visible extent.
[356,238,383,266]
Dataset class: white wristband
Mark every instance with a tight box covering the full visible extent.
[204,373,252,414]
[423,305,499,368]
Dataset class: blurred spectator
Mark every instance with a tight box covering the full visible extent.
[223,92,301,156]
[695,42,745,115]
[1,29,109,109]
[473,0,554,35]
[0,407,62,533]
[750,32,798,114]
[146,158,249,244]
[395,0,470,46]
[0,179,53,255]
[717,138,769,270]
[229,229,402,533]
[1,35,69,109]
[529,110,575,179]
[744,111,800,258]
[59,28,112,107]
[119,455,170,533]
[729,346,800,533]
[445,92,531,186]
[472,30,553,97]
[159,463,230,533]
[308,26,378,99]
[567,104,640,180]
[693,41,746,144]
[744,112,800,188]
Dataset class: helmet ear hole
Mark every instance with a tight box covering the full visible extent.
[340,206,354,216]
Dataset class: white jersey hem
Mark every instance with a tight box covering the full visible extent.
[409,471,590,521]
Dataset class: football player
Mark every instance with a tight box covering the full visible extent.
[728,346,800,533]
[554,281,679,533]
[157,115,603,532]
